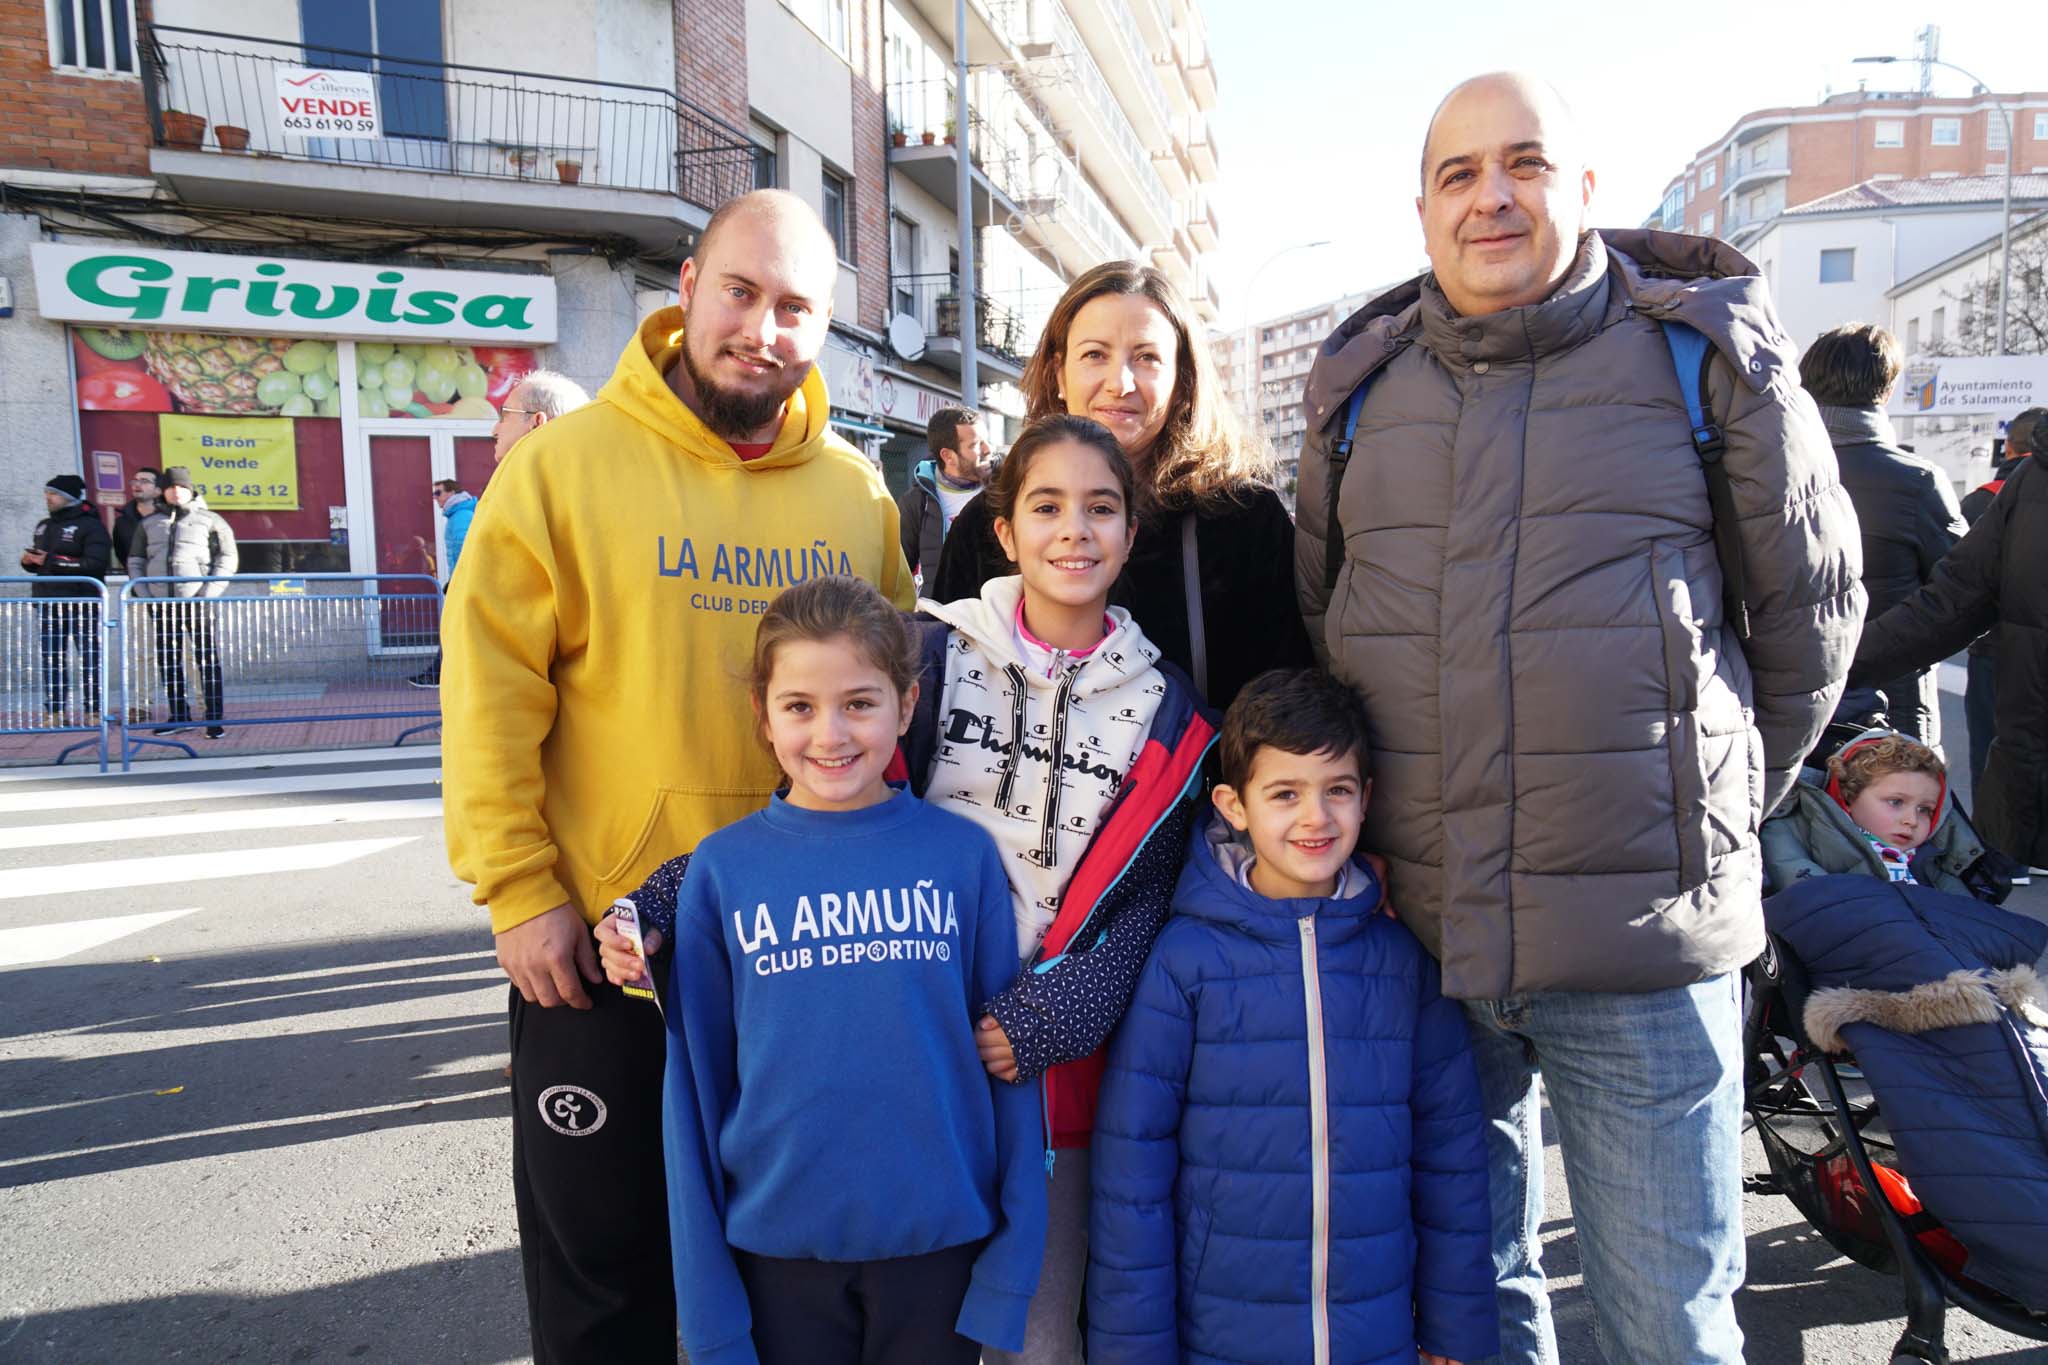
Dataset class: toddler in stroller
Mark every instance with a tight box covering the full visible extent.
[1749,725,2048,1360]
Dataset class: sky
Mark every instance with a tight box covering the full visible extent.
[1202,1,2031,329]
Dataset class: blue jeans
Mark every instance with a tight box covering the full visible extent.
[1464,974,1746,1365]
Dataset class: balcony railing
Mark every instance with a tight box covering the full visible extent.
[891,273,1029,367]
[141,24,754,210]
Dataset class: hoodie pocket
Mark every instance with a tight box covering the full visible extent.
[1651,545,1710,890]
[593,785,767,902]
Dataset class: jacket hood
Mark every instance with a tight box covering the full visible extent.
[911,458,939,495]
[1172,812,1381,943]
[918,575,1159,701]
[595,305,838,471]
[1302,228,1784,429]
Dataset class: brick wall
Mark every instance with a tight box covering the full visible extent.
[675,0,748,133]
[848,0,887,331]
[0,0,154,177]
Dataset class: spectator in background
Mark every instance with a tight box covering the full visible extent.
[112,466,162,722]
[112,467,159,568]
[898,405,988,584]
[492,370,589,465]
[1852,407,2048,879]
[1958,407,2045,794]
[21,473,111,722]
[410,480,476,689]
[1798,324,1966,747]
[129,466,237,740]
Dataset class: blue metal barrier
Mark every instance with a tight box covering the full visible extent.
[116,574,442,768]
[0,576,111,770]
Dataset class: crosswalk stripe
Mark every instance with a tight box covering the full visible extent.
[0,799,443,851]
[0,837,417,901]
[0,745,441,784]
[0,908,201,967]
[0,768,438,815]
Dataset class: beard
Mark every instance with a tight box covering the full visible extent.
[679,315,809,440]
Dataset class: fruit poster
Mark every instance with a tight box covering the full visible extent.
[72,328,537,420]
[158,415,300,510]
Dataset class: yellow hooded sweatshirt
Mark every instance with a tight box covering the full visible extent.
[443,307,914,933]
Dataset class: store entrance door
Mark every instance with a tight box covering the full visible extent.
[359,422,494,652]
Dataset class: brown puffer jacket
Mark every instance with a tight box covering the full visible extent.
[1295,230,1865,1000]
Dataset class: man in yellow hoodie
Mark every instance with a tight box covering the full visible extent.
[442,189,914,1362]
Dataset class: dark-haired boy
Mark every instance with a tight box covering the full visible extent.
[1088,668,1495,1365]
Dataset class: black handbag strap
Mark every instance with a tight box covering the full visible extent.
[1181,513,1207,700]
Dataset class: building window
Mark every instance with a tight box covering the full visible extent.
[1819,248,1855,284]
[47,0,137,74]
[1988,115,2010,152]
[753,145,778,189]
[302,1,449,141]
[1874,120,1904,148]
[821,168,852,264]
[1700,162,1716,190]
[1932,306,1946,341]
[1906,318,1920,353]
[788,0,850,59]
[1699,210,1714,237]
[2037,113,2048,140]
[1685,178,1695,203]
[1930,118,1961,146]
[890,215,917,315]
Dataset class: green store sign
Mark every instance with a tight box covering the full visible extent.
[30,242,558,344]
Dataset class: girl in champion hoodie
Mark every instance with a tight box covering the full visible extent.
[899,414,1220,1365]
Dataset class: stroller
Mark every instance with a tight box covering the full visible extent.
[1743,717,2048,1362]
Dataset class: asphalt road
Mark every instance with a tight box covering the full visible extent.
[0,668,2043,1364]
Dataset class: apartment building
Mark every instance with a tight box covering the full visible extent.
[873,0,1223,488]
[1645,87,2048,250]
[0,0,1223,570]
[1213,286,1393,502]
[1743,174,2048,353]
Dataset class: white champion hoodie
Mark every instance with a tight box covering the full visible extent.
[919,577,1170,958]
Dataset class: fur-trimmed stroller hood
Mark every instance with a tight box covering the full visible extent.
[1766,873,2048,1307]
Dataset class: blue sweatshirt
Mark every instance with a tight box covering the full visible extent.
[661,787,1047,1365]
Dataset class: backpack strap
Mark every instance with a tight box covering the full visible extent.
[1661,320,1752,642]
[1321,383,1370,592]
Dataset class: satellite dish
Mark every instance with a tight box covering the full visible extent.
[888,312,927,361]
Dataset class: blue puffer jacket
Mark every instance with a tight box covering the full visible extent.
[1087,819,1496,1365]
[1768,873,2048,1308]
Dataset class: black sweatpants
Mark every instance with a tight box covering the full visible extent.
[509,981,675,1363]
[733,1242,983,1365]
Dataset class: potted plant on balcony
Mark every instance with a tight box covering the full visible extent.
[942,117,956,146]
[160,109,207,150]
[555,157,583,185]
[214,124,251,153]
[921,129,937,146]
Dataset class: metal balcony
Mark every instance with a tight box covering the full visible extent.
[1063,0,1174,148]
[138,24,754,249]
[887,83,1028,230]
[888,273,1029,382]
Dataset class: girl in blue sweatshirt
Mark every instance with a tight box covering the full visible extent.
[629,575,1046,1365]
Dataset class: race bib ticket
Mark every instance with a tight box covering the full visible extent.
[611,899,660,1008]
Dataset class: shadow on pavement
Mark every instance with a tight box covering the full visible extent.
[0,927,510,1187]
[0,1247,528,1364]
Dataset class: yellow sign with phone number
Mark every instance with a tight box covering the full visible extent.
[157,415,301,510]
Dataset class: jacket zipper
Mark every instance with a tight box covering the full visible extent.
[1297,915,1331,1365]
[1039,664,1080,867]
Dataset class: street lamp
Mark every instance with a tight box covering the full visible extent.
[1238,240,1331,441]
[1856,54,2014,354]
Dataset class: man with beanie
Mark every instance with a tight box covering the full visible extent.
[127,465,237,739]
[21,473,111,721]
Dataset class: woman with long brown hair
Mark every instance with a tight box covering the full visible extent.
[929,260,1312,709]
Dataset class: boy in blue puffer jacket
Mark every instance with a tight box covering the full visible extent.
[1087,669,1496,1365]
